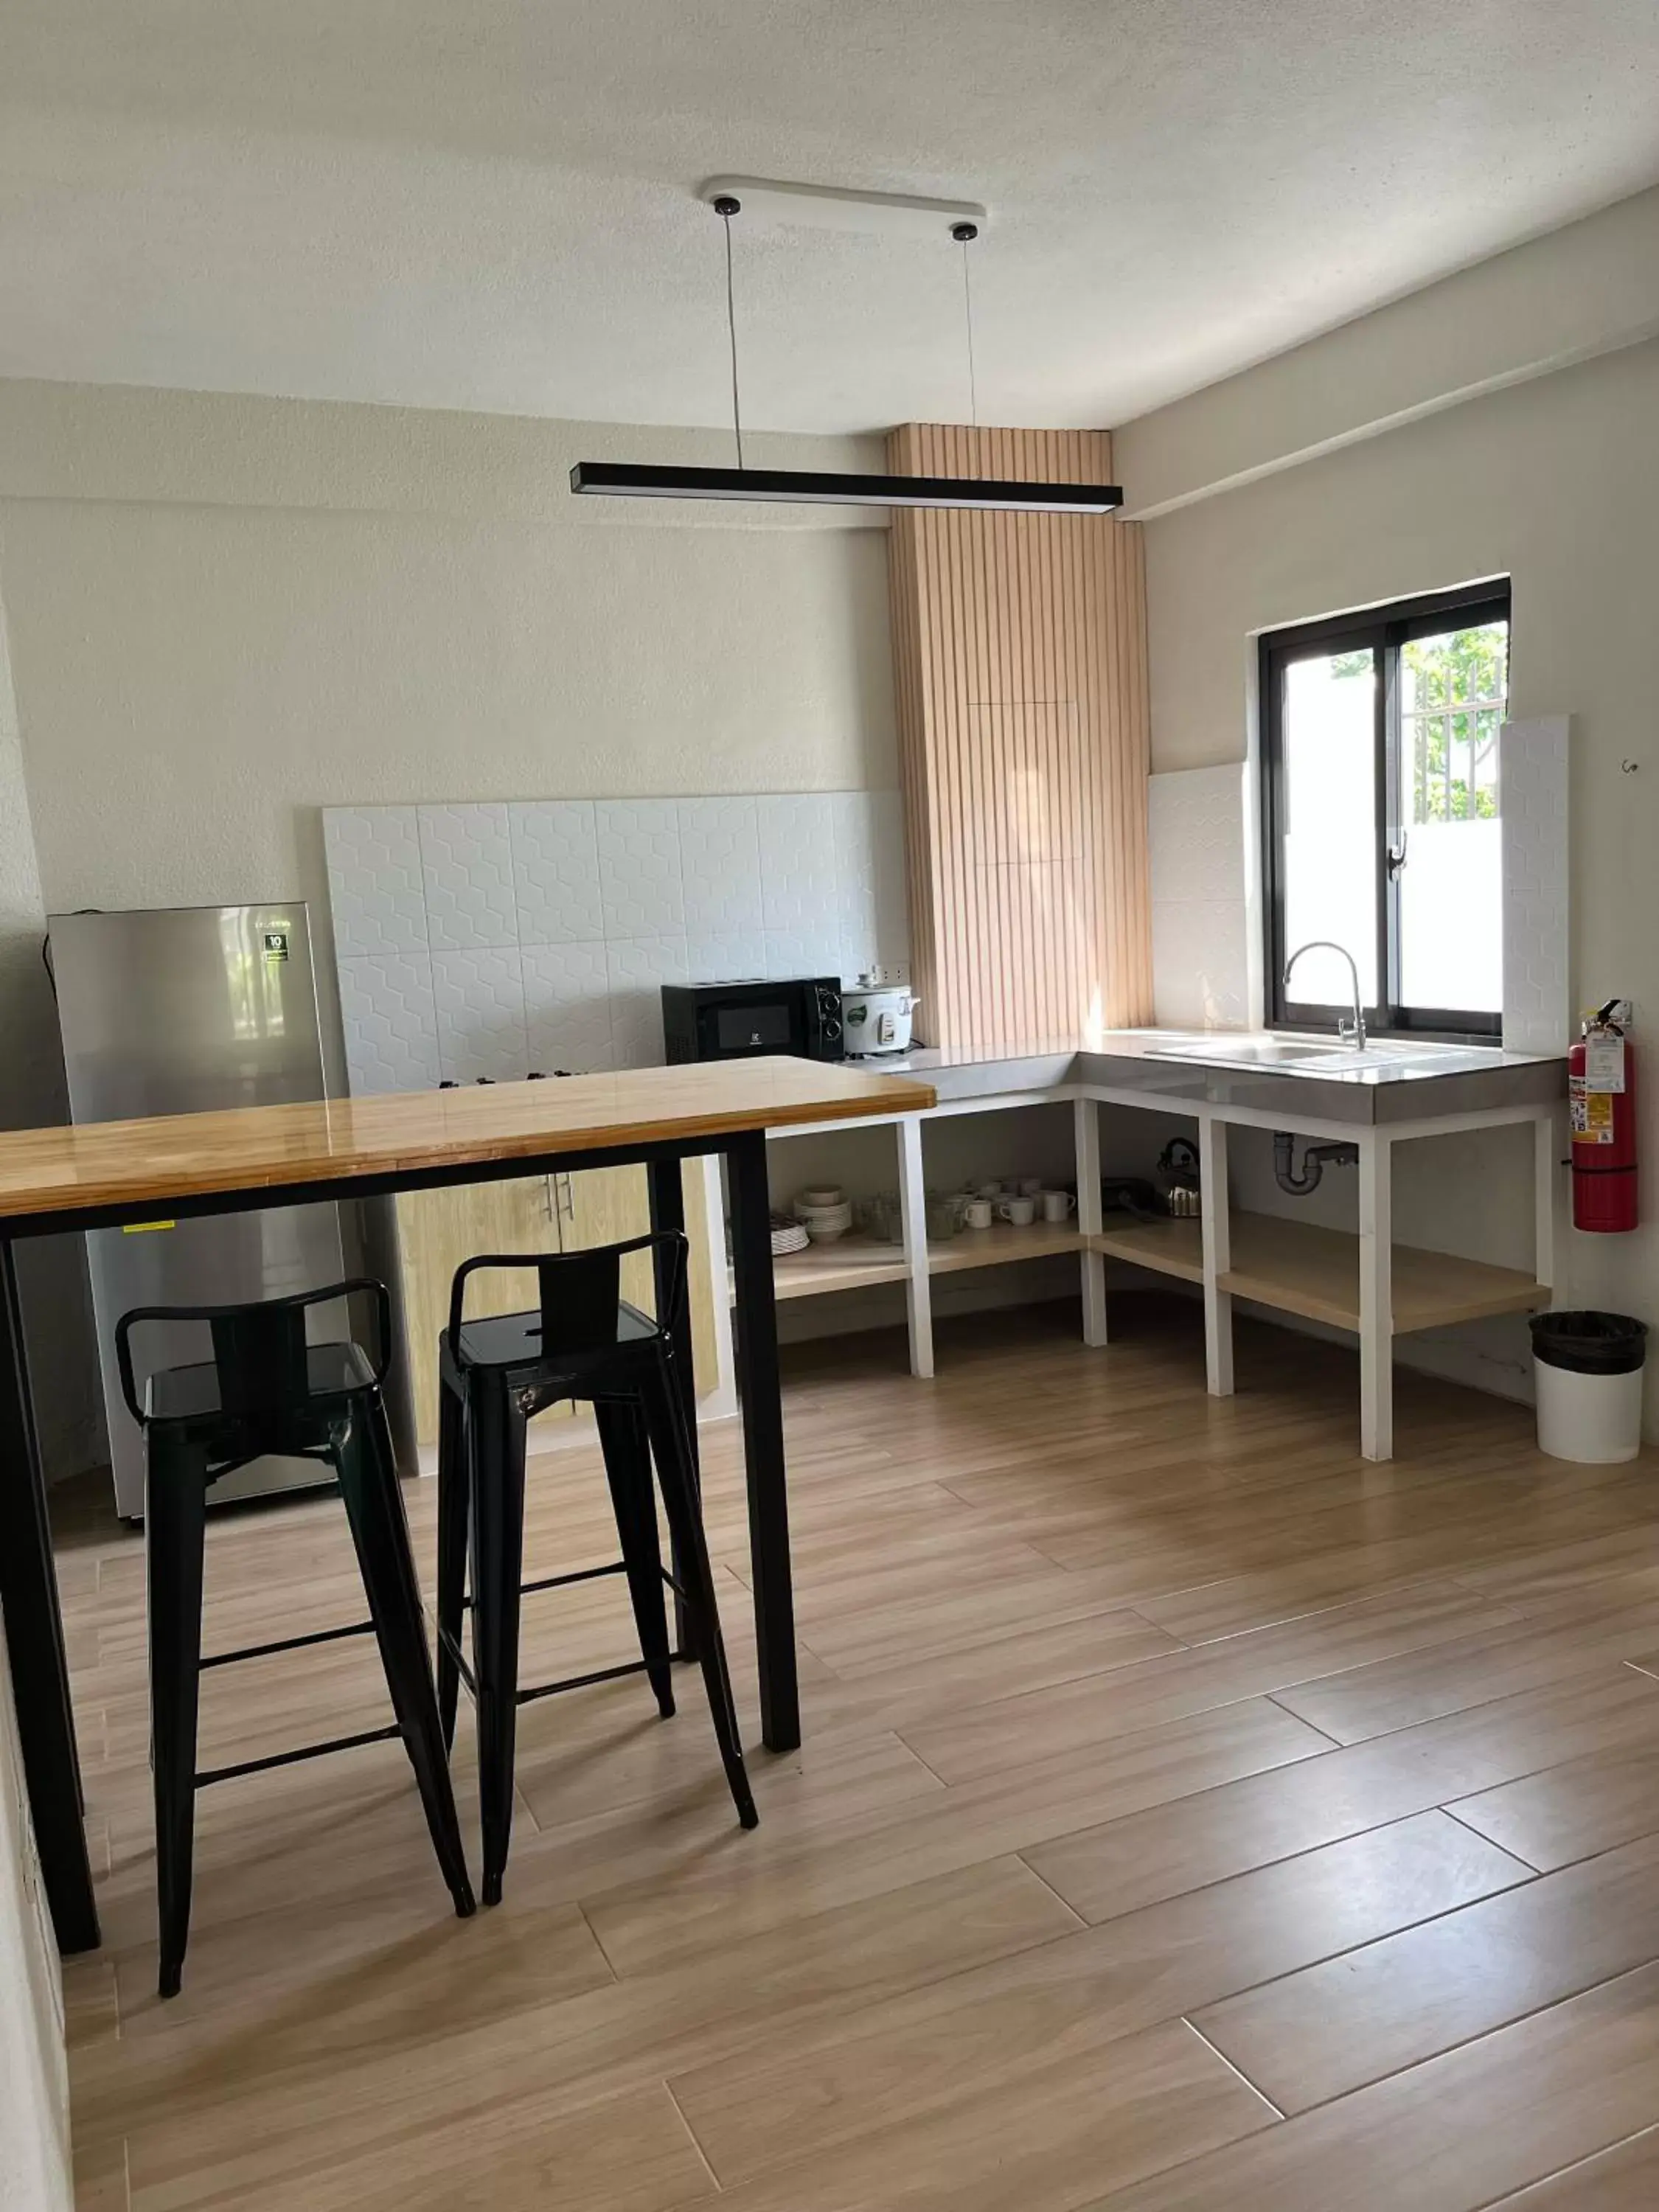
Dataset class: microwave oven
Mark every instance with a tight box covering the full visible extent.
[661,976,844,1064]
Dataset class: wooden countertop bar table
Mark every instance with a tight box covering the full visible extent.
[0,1057,934,1957]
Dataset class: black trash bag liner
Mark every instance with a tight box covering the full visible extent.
[1529,1310,1649,1377]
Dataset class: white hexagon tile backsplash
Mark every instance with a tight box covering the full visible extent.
[335,950,442,1096]
[605,933,689,1069]
[323,790,911,1093]
[677,798,765,939]
[324,807,431,959]
[510,801,605,946]
[418,803,518,951]
[756,794,841,939]
[521,940,616,1074]
[430,947,529,1085]
[595,799,686,938]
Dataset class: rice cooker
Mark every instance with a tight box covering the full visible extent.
[841,981,920,1056]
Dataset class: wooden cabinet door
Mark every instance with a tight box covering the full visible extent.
[394,1178,567,1446]
[560,1164,720,1399]
[397,1163,724,1447]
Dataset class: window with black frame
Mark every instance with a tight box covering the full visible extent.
[1259,580,1511,1040]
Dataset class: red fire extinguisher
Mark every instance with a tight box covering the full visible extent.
[1570,1000,1638,1233]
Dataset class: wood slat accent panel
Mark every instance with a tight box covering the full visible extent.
[887,422,1153,1054]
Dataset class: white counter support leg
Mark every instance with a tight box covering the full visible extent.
[1358,1130,1394,1461]
[1198,1113,1234,1397]
[897,1114,934,1380]
[1534,1107,1557,1293]
[1074,1094,1108,1346]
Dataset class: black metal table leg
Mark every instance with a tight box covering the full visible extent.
[646,1156,699,1655]
[644,1157,699,1458]
[0,1240,100,1952]
[724,1130,798,1752]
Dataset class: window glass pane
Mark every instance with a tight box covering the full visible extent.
[1280,647,1378,1006]
[1397,621,1506,1015]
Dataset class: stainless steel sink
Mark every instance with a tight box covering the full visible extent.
[1142,1034,1458,1074]
[1079,1032,1564,1127]
[1145,1037,1349,1068]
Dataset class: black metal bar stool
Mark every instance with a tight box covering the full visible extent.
[115,1279,475,1997]
[434,1231,757,1906]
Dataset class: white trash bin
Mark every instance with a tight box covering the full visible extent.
[1530,1311,1648,1464]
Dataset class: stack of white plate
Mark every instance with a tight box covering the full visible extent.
[793,1185,854,1242]
[770,1217,810,1256]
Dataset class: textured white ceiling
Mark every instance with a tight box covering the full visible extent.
[3,1,1657,432]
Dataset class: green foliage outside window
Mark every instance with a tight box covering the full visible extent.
[1405,625,1506,824]
[1327,624,1508,823]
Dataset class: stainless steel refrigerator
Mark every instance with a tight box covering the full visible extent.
[50,903,349,1517]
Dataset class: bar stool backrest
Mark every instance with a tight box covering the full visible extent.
[115,1278,392,1425]
[447,1231,688,1366]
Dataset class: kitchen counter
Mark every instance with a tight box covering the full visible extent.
[824,1029,1564,1468]
[855,1030,1565,1123]
[852,1044,1079,1103]
[1078,1030,1564,1124]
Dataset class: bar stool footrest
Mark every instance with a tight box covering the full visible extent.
[195,1720,403,1789]
[515,1653,689,1708]
[199,1618,377,1670]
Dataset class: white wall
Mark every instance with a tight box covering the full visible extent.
[0,585,101,1478]
[1147,765,1253,1029]
[0,380,900,1467]
[0,382,897,1094]
[0,1615,72,2212]
[1119,183,1659,518]
[1130,332,1659,1411]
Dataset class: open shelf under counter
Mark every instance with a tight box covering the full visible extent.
[1093,1214,1205,1285]
[1090,1209,1547,1337]
[926,1219,1088,1276]
[760,1235,912,1302]
[735,1219,1089,1304]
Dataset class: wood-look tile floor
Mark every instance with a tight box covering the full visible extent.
[53,1295,1659,2211]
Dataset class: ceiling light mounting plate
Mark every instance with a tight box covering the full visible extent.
[698,176,989,238]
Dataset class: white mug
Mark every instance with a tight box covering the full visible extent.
[1016,1177,1045,1197]
[1041,1189,1077,1222]
[963,1197,994,1229]
[974,1180,1004,1200]
[998,1195,1037,1227]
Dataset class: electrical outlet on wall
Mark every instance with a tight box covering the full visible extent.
[856,961,911,988]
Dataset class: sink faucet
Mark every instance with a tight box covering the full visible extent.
[1283,940,1367,1052]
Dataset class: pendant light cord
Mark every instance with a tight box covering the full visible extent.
[954,221,979,428]
[719,199,745,467]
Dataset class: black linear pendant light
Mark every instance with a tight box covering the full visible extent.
[569,186,1122,515]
